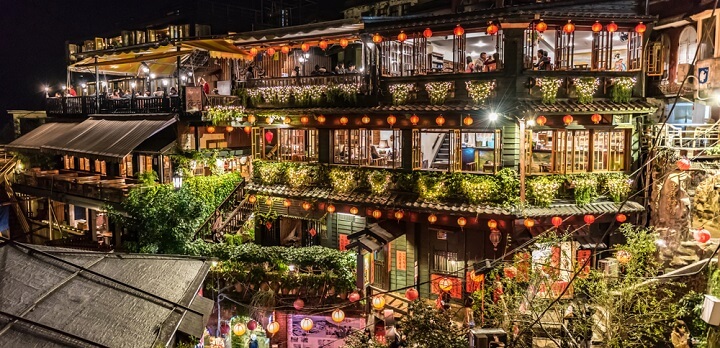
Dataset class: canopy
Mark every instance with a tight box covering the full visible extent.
[182,39,247,59]
[231,18,364,47]
[6,122,80,152]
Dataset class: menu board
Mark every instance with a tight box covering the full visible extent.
[287,315,364,348]
[185,86,202,112]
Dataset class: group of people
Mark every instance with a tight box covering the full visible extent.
[465,52,499,73]
[534,49,553,70]
[105,86,179,99]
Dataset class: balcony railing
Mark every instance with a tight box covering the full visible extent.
[380,72,500,105]
[651,122,720,156]
[239,74,367,89]
[47,96,181,116]
[13,170,137,203]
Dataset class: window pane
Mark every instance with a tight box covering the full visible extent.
[593,131,610,171]
[570,131,589,173]
[420,130,450,170]
[279,129,310,162]
[333,130,350,164]
[610,131,626,171]
[531,131,554,173]
[367,129,401,168]
[461,131,496,173]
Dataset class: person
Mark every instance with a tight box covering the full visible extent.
[534,50,546,70]
[465,56,475,73]
[124,89,132,98]
[484,53,497,71]
[144,90,151,97]
[614,57,627,71]
[245,66,254,80]
[441,291,451,311]
[347,64,358,73]
[475,53,487,72]
[670,320,691,348]
[67,85,77,96]
[319,66,328,74]
[370,145,381,160]
[463,295,475,327]
[335,63,346,74]
[169,87,177,96]
[311,64,321,76]
[153,87,164,97]
[541,50,551,70]
[291,66,301,77]
[248,333,259,348]
[199,77,210,94]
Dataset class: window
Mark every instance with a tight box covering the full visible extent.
[64,155,74,170]
[678,26,698,65]
[700,17,716,60]
[592,130,626,172]
[277,129,318,162]
[333,129,361,165]
[120,155,133,177]
[79,158,90,171]
[94,160,106,176]
[138,155,153,174]
[460,131,500,173]
[646,41,665,76]
[529,129,627,173]
[333,129,402,168]
[420,129,499,172]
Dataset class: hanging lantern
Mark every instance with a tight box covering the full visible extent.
[463,115,474,126]
[348,291,361,302]
[563,20,575,34]
[207,126,216,133]
[435,114,446,126]
[340,38,349,48]
[248,114,256,124]
[591,21,603,33]
[423,28,433,38]
[372,33,383,43]
[331,308,345,323]
[616,250,632,264]
[487,219,498,229]
[302,201,312,211]
[327,204,336,213]
[591,113,602,124]
[265,117,273,125]
[397,31,407,42]
[266,321,280,335]
[405,288,419,301]
[410,114,420,125]
[267,47,276,56]
[248,194,257,204]
[301,43,311,52]
[387,114,397,126]
[226,126,234,132]
[563,114,574,125]
[524,218,535,228]
[616,213,627,223]
[281,46,290,54]
[535,20,547,33]
[249,47,259,56]
[458,217,467,228]
[247,320,257,331]
[453,24,465,36]
[283,198,291,207]
[394,211,404,221]
[372,209,382,219]
[584,214,595,225]
[438,277,453,292]
[607,21,618,33]
[318,40,328,50]
[300,115,309,125]
[635,22,647,34]
[489,229,501,250]
[284,116,292,124]
[340,116,349,125]
[316,115,326,124]
[536,115,547,126]
[350,206,359,215]
[244,126,251,134]
[695,228,712,243]
[551,216,563,227]
[486,22,499,35]
[677,158,691,171]
[265,197,273,206]
[361,115,371,124]
[233,323,247,336]
[372,295,385,310]
[300,317,314,332]
[293,298,305,310]
[428,214,437,224]
[265,130,274,144]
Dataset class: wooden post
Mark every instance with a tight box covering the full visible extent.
[519,118,526,204]
[95,56,100,111]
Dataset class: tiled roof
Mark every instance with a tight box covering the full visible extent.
[521,200,645,217]
[244,102,487,115]
[516,99,656,115]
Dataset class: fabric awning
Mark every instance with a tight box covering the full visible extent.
[182,39,247,59]
[6,123,79,152]
[231,19,364,47]
[42,114,178,162]
[69,45,190,76]
[516,99,657,115]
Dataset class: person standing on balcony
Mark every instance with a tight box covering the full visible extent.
[67,85,77,97]
[465,56,475,72]
[475,53,487,72]
[199,77,210,95]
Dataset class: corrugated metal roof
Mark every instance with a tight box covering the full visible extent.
[6,123,79,152]
[516,99,656,115]
[521,201,645,217]
[244,102,488,116]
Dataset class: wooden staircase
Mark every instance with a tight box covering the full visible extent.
[432,134,451,170]
[0,149,32,239]
[368,285,410,318]
[193,180,253,242]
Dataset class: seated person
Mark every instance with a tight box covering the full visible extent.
[153,87,164,97]
[370,145,381,160]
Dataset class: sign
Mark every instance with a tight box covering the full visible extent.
[699,67,710,84]
[287,315,364,348]
[185,86,202,112]
[577,249,592,277]
[396,251,407,270]
[338,234,349,251]
[436,231,447,240]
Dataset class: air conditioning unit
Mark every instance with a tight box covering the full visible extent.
[598,258,619,277]
[702,295,720,326]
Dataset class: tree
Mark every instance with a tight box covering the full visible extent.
[342,330,387,348]
[399,301,468,348]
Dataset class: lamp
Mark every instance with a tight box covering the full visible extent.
[172,171,183,190]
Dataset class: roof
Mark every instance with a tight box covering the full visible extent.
[6,122,80,152]
[520,200,645,217]
[230,19,364,46]
[243,102,488,116]
[0,242,212,348]
[516,99,657,115]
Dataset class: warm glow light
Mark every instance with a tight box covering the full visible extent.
[302,202,312,211]
[488,112,498,121]
[435,115,446,126]
[592,21,603,33]
[635,22,646,33]
[616,250,631,264]
[616,214,627,223]
[244,126,251,134]
[536,115,547,126]
[488,219,498,229]
[591,113,602,124]
[266,197,273,206]
[284,116,292,124]
[250,47,259,56]
[301,43,311,52]
[226,126,234,132]
[463,115,473,126]
[319,40,328,50]
[265,117,273,124]
[695,228,711,243]
[551,216,563,227]
[283,199,291,207]
[207,126,216,133]
[524,218,535,228]
[267,321,280,335]
[563,20,575,34]
[423,28,433,38]
[331,308,345,323]
[428,214,437,224]
[362,115,371,124]
[248,195,257,204]
[536,20,547,33]
[486,22,499,35]
[348,291,361,302]
[454,25,465,36]
[458,217,467,227]
[372,33,383,43]
[372,209,382,219]
[350,206,359,215]
[327,204,336,213]
[233,323,247,336]
[405,288,419,301]
[372,296,385,310]
[340,116,349,125]
[677,158,691,171]
[281,46,290,54]
[340,38,349,48]
[300,318,314,331]
[607,21,618,33]
[410,114,420,125]
[584,215,595,225]
[248,115,256,124]
[300,116,309,125]
[387,115,397,126]
[563,114,574,125]
[394,211,404,220]
[438,277,453,292]
[267,47,276,56]
[397,31,407,42]
[317,115,326,124]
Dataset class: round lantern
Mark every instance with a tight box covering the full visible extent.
[267,47,276,56]
[423,28,433,38]
[249,47,258,56]
[387,115,397,126]
[536,115,547,126]
[405,288,419,301]
[607,21,618,33]
[226,126,234,132]
[265,117,273,125]
[563,20,575,34]
[248,114,256,124]
[438,277,453,292]
[536,20,547,33]
[591,21,603,33]
[248,194,257,204]
[695,228,712,243]
[327,204,336,213]
[265,197,273,206]
[584,214,595,225]
[488,219,498,229]
[486,22,499,36]
[247,320,257,331]
[340,116,349,125]
[316,115,326,124]
[318,40,328,50]
[428,214,437,224]
[350,206,359,215]
[563,114,574,125]
[551,216,563,227]
[207,126,216,133]
[454,25,465,36]
[616,250,632,264]
[372,209,382,219]
[300,115,309,125]
[265,130,274,143]
[301,43,310,52]
[394,211,404,221]
[331,308,345,323]
[348,291,361,302]
[458,217,467,228]
[281,46,290,54]
[463,115,474,126]
[616,213,627,223]
[302,201,312,211]
[244,126,252,134]
[435,115,446,126]
[284,116,292,124]
[677,158,691,171]
[266,321,280,335]
[635,22,647,34]
[397,31,407,43]
[300,318,314,332]
[591,113,602,124]
[361,115,371,124]
[372,33,383,44]
[340,38,349,48]
[410,114,420,125]
[233,322,247,336]
[283,198,291,207]
[524,218,535,228]
[293,298,305,311]
[372,295,385,310]
[489,229,501,250]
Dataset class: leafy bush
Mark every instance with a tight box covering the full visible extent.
[527,176,561,207]
[416,174,448,201]
[460,174,499,204]
[602,173,632,203]
[252,160,285,185]
[495,168,520,206]
[328,167,357,193]
[285,164,316,188]
[367,170,392,195]
[570,175,598,205]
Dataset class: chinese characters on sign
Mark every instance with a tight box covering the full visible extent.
[338,234,349,251]
[396,251,406,271]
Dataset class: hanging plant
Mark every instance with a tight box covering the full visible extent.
[252,160,286,185]
[367,170,392,195]
[527,176,561,208]
[602,173,632,203]
[206,105,246,126]
[328,167,357,193]
[389,83,414,105]
[570,175,599,205]
[416,175,448,201]
[573,77,599,104]
[459,174,499,204]
[465,81,495,105]
[610,77,636,103]
[425,82,453,105]
[246,88,262,105]
[285,164,316,188]
[538,78,562,104]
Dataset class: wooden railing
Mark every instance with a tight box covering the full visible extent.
[650,122,720,156]
[207,95,241,107]
[46,96,181,115]
[1,157,31,235]
[239,74,366,89]
[13,170,137,203]
[193,179,247,241]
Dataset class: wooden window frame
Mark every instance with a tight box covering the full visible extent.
[528,128,629,174]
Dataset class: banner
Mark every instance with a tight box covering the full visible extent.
[287,314,364,348]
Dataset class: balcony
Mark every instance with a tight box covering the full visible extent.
[380,72,501,106]
[650,122,720,157]
[46,94,241,116]
[13,170,138,204]
[238,74,370,109]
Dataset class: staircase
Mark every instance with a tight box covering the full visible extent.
[181,51,210,76]
[368,285,410,318]
[0,149,32,239]
[193,180,254,242]
[432,134,450,169]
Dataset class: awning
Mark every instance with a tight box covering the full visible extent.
[182,39,247,59]
[520,200,645,218]
[516,99,657,115]
[347,222,403,252]
[42,114,178,162]
[231,19,364,47]
[6,122,79,152]
[69,45,190,76]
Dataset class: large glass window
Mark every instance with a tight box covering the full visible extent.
[138,155,153,174]
[277,129,318,162]
[420,129,498,172]
[332,129,402,168]
[461,131,499,173]
[529,129,627,173]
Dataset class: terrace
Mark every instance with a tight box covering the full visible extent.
[13,169,138,204]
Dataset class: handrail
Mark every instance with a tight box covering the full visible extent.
[1,158,31,235]
[651,121,720,151]
[192,179,246,241]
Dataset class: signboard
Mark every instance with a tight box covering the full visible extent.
[396,251,407,271]
[338,234,349,251]
[699,67,710,84]
[185,86,202,112]
[287,315,364,348]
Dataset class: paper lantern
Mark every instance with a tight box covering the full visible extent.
[454,25,465,36]
[284,116,292,124]
[244,126,251,134]
[489,229,501,250]
[536,115,547,126]
[207,126,216,133]
[635,22,646,33]
[302,201,312,211]
[318,40,328,50]
[267,47,276,56]
[397,31,407,42]
[607,21,618,33]
[428,214,437,224]
[293,298,305,310]
[591,113,602,124]
[340,38,349,48]
[463,115,474,126]
[265,197,273,206]
[486,22,499,35]
[616,213,627,223]
[266,321,280,335]
[265,117,273,125]
[281,46,290,54]
[551,216,563,227]
[677,158,691,171]
[350,206,359,215]
[300,317,314,332]
[524,218,535,228]
[435,115,445,126]
[563,20,575,34]
[331,308,345,323]
[372,33,383,43]
[372,295,385,310]
[405,288,419,301]
[536,20,547,33]
[265,130,274,144]
[233,323,247,336]
[423,28,433,38]
[488,219,498,229]
[340,116,348,125]
[300,115,309,125]
[470,272,484,283]
[438,277,453,292]
[563,115,574,125]
[348,291,361,302]
[584,214,595,225]
[249,47,258,56]
[410,114,420,125]
[247,320,257,331]
[387,115,397,126]
[316,115,326,124]
[248,194,257,204]
[591,21,603,33]
[394,211,404,221]
[361,115,370,124]
[327,204,336,213]
[301,43,310,52]
[248,114,256,124]
[695,228,711,243]
[226,126,234,132]
[283,198,291,207]
[458,217,467,227]
[616,250,631,264]
[372,209,382,219]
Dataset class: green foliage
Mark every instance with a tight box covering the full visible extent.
[678,291,709,347]
[14,151,58,170]
[137,170,159,185]
[526,176,561,207]
[538,78,562,104]
[388,83,414,106]
[328,166,357,193]
[570,175,598,205]
[400,301,468,348]
[367,170,392,195]
[465,80,495,105]
[601,173,632,203]
[459,174,499,204]
[615,223,660,277]
[252,160,286,185]
[573,77,599,104]
[285,163,316,188]
[342,330,388,348]
[170,147,205,178]
[416,174,448,202]
[206,105,245,125]
[425,81,453,105]
[610,77,636,103]
[495,168,520,206]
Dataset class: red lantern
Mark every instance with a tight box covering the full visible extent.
[340,38,349,48]
[591,113,602,124]
[635,22,647,34]
[405,288,419,301]
[302,201,312,211]
[318,40,328,50]
[244,126,251,134]
[584,214,595,225]
[536,115,547,126]
[458,217,467,227]
[301,43,310,52]
[551,216,563,227]
[300,115,309,125]
[207,126,216,133]
[607,21,618,33]
[677,158,691,171]
[488,219,498,229]
[536,20,547,33]
[695,228,712,243]
[591,21,603,33]
[340,116,348,125]
[489,229,501,250]
[247,320,257,331]
[463,115,474,126]
[225,126,234,133]
[387,115,397,126]
[616,214,627,223]
[281,46,290,54]
[283,198,291,207]
[372,33,383,43]
[372,209,382,219]
[249,47,258,56]
[361,115,370,124]
[616,250,632,264]
[293,298,305,311]
[524,218,535,228]
[563,114,574,125]
[327,204,336,213]
[454,25,465,36]
[350,206,359,215]
[265,130,274,144]
[348,291,361,302]
[397,31,407,42]
[486,22,499,35]
[316,115,326,124]
[266,47,276,56]
[428,214,437,224]
[435,115,446,126]
[410,114,420,125]
[394,211,404,221]
[563,20,575,34]
[423,28,433,38]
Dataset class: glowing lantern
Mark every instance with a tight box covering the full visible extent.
[301,43,310,52]
[293,298,305,310]
[405,288,419,301]
[265,117,273,125]
[563,20,575,34]
[265,130,274,144]
[340,116,349,125]
[300,318,314,332]
[536,115,547,126]
[488,219,498,229]
[458,217,467,228]
[435,115,446,126]
[551,216,563,227]
[438,277,453,292]
[591,113,602,124]
[536,20,547,33]
[348,291,361,302]
[591,21,603,33]
[361,115,370,124]
[226,126,234,132]
[453,25,465,36]
[584,214,595,225]
[394,211,404,221]
[340,38,349,48]
[470,272,484,283]
[268,48,277,56]
[563,114,574,125]
[318,40,328,50]
[327,204,336,213]
[489,229,501,250]
[349,206,359,215]
[317,115,326,124]
[463,115,474,126]
[248,115,256,124]
[387,115,397,126]
[207,126,216,133]
[266,321,280,335]
[410,114,420,125]
[372,295,385,310]
[695,228,712,243]
[244,126,251,134]
[397,31,407,42]
[284,116,292,124]
[524,218,535,228]
[331,308,345,323]
[372,33,383,44]
[249,47,258,56]
[616,250,631,264]
[372,209,382,219]
[486,22,499,35]
[428,214,437,224]
[607,21,618,33]
[302,202,312,211]
[423,28,433,38]
[233,323,247,336]
[265,197,273,206]
[635,22,646,34]
[616,214,627,223]
[248,195,257,204]
[281,46,290,54]
[283,198,291,207]
[677,158,691,171]
[247,320,257,331]
[300,116,309,125]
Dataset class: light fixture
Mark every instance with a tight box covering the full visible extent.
[319,40,328,50]
[591,113,602,124]
[526,119,535,127]
[281,46,290,54]
[677,158,691,170]
[616,250,632,264]
[536,115,547,126]
[616,214,627,223]
[463,115,473,126]
[284,116,292,124]
[524,218,534,228]
[302,201,312,211]
[563,20,575,34]
[172,172,183,190]
[488,112,498,121]
[226,126,234,132]
[387,115,397,126]
[563,114,574,125]
[371,296,385,310]
[536,20,547,33]
[435,115,446,126]
[397,31,407,42]
[458,217,467,228]
[244,126,251,134]
[250,47,259,56]
[283,198,291,207]
[489,229,501,250]
[423,28,433,38]
[635,22,646,33]
[232,323,247,336]
[394,211,404,221]
[340,38,349,48]
[317,115,326,124]
[294,298,305,310]
[248,195,257,203]
[428,214,437,224]
[267,47,276,56]
[410,114,420,125]
[340,116,348,125]
[301,43,310,52]
[300,318,314,332]
[454,25,465,36]
[266,321,280,335]
[607,21,618,33]
[361,115,370,124]
[372,33,383,43]
[584,215,595,224]
[265,197,273,206]
[130,82,137,89]
[300,115,309,125]
[348,292,361,302]
[331,309,345,323]
[149,73,156,79]
[405,288,419,301]
[327,204,335,213]
[551,216,563,227]
[248,115,256,124]
[349,206,359,215]
[486,22,499,35]
[247,320,257,331]
[438,277,453,292]
[207,126,216,133]
[372,209,382,219]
